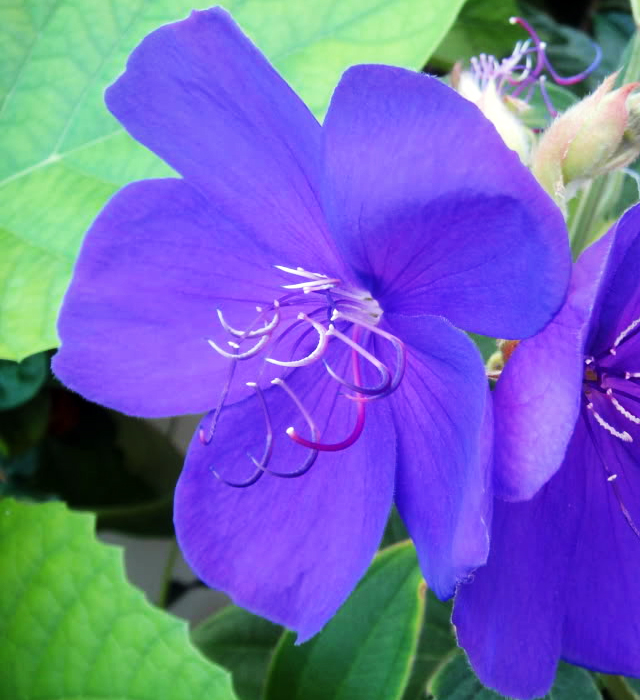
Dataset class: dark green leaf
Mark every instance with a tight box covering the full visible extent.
[192,606,283,700]
[625,676,640,695]
[593,11,635,77]
[431,0,521,70]
[381,506,410,547]
[264,541,425,700]
[429,652,601,699]
[9,388,184,535]
[0,353,47,409]
[0,498,237,699]
[402,591,456,700]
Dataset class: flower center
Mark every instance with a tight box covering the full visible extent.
[199,265,405,487]
[582,314,640,539]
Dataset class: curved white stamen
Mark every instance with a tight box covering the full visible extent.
[217,301,280,338]
[265,313,328,367]
[281,280,338,293]
[614,316,640,348]
[207,334,269,360]
[607,389,640,425]
[326,324,389,375]
[274,264,340,294]
[587,402,633,442]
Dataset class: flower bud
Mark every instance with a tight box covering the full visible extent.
[532,74,640,211]
[452,63,535,164]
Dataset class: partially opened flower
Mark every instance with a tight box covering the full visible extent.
[454,204,640,698]
[53,8,570,640]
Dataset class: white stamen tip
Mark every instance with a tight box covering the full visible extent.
[587,402,633,442]
[608,474,618,482]
[610,348,617,356]
[614,316,640,348]
[285,426,295,436]
[228,341,240,349]
[246,381,257,388]
[509,16,517,23]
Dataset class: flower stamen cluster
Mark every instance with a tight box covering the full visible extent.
[200,265,406,487]
[582,314,640,538]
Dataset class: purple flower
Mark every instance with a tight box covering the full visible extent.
[453,204,640,698]
[52,8,570,640]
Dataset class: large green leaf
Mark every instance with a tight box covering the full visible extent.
[0,498,237,699]
[429,652,601,700]
[192,606,284,700]
[264,541,425,700]
[0,0,466,361]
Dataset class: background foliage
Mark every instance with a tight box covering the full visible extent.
[2,0,640,699]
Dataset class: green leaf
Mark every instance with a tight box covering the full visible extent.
[0,353,47,410]
[0,390,50,457]
[624,676,640,696]
[402,592,456,700]
[429,653,601,700]
[593,11,635,77]
[381,505,410,547]
[469,333,498,362]
[0,498,237,699]
[431,0,521,70]
[1,0,466,362]
[264,541,425,700]
[192,606,284,700]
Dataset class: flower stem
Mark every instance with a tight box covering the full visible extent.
[599,674,639,700]
[157,538,179,609]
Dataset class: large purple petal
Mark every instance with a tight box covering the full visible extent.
[53,178,327,417]
[106,8,339,271]
[453,414,640,700]
[590,205,640,355]
[493,230,614,500]
[385,313,492,599]
[174,348,396,641]
[321,65,570,339]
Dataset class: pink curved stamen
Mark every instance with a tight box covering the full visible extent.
[509,15,601,96]
[286,336,366,452]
